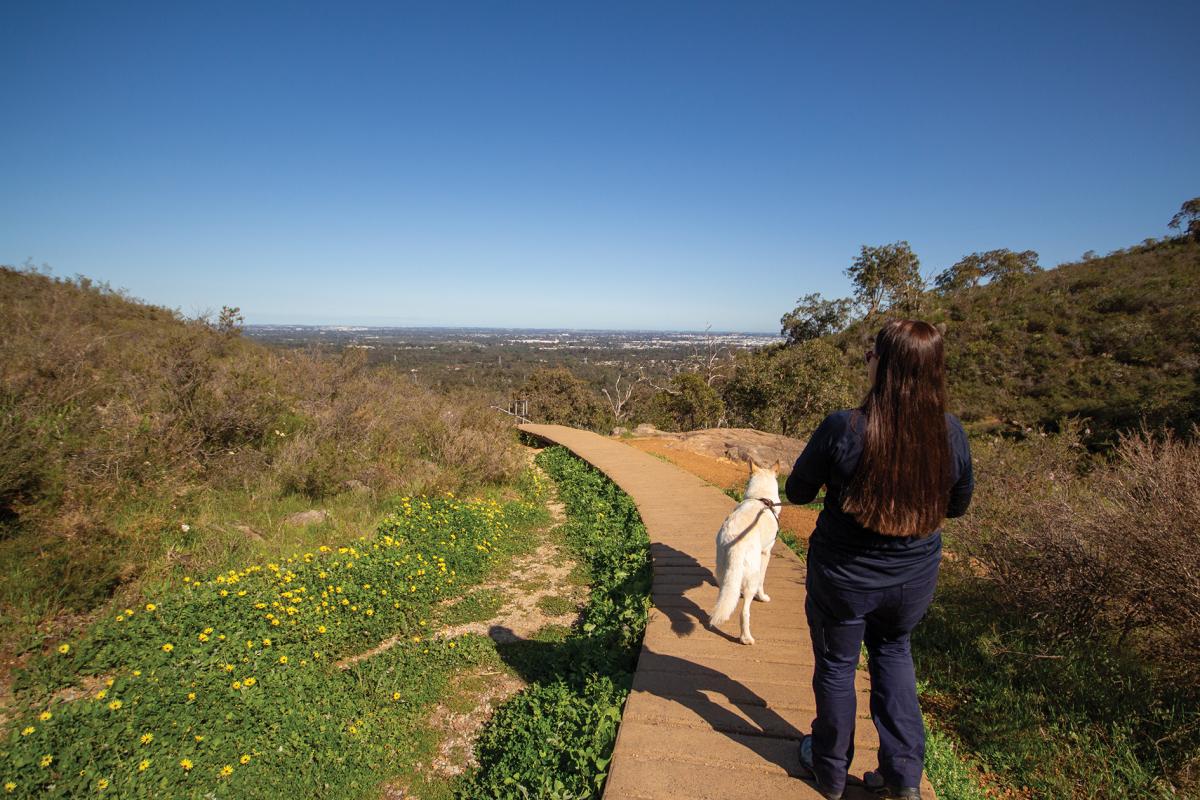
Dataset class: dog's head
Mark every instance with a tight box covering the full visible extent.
[745,456,783,501]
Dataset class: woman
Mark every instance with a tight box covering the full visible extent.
[785,319,974,800]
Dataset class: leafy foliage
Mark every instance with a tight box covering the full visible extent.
[648,372,724,431]
[460,446,650,799]
[1169,196,1200,241]
[845,241,924,318]
[933,249,1041,294]
[520,368,612,432]
[722,339,855,435]
[779,292,853,344]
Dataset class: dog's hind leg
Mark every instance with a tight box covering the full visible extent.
[754,547,773,603]
[739,572,756,645]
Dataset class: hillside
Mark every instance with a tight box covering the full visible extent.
[0,267,521,655]
[829,237,1200,447]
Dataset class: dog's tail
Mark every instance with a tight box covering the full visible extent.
[710,556,744,627]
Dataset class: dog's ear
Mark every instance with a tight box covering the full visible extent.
[747,455,760,474]
[772,459,785,474]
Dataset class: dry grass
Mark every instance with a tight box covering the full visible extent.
[0,266,523,655]
[952,419,1200,684]
[942,418,1200,788]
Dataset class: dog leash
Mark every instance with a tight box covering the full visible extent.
[756,498,782,520]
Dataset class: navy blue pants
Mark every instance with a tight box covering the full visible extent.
[804,564,938,794]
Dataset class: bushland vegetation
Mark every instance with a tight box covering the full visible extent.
[921,420,1200,796]
[0,266,522,654]
[802,222,1199,450]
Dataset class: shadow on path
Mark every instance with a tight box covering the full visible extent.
[650,543,741,643]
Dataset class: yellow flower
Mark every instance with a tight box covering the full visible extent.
[219,765,233,777]
[108,700,122,711]
[179,758,193,771]
[243,676,256,686]
[97,777,109,791]
[262,638,271,647]
[239,754,251,765]
[132,670,141,677]
[231,681,242,690]
[317,625,326,634]
[187,692,196,701]
[140,733,153,745]
[194,735,203,742]
[161,643,174,653]
[57,643,70,654]
[278,655,288,664]
[95,690,107,700]
[224,663,235,672]
[391,691,401,701]
[39,755,53,768]
[145,603,156,612]
[38,710,52,721]
[138,759,151,771]
[4,782,14,793]
[21,726,34,736]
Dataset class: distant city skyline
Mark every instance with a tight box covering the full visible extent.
[2,1,1198,331]
[246,323,783,335]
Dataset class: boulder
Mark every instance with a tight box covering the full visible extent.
[283,510,329,527]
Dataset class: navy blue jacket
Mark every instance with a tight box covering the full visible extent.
[785,408,974,588]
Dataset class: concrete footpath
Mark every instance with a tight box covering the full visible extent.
[518,424,937,800]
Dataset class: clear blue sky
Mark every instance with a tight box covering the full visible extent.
[2,1,1197,331]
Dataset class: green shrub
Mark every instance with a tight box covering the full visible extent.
[468,678,624,799]
[459,446,650,798]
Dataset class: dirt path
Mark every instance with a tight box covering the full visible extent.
[366,464,588,796]
[521,423,938,800]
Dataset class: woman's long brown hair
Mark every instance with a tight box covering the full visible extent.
[841,319,952,537]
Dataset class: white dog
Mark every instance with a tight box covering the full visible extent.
[710,458,783,645]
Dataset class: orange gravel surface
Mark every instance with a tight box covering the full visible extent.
[623,437,820,539]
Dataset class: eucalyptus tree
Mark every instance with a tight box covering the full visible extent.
[845,242,924,318]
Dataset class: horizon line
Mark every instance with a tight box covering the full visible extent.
[243,323,784,336]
